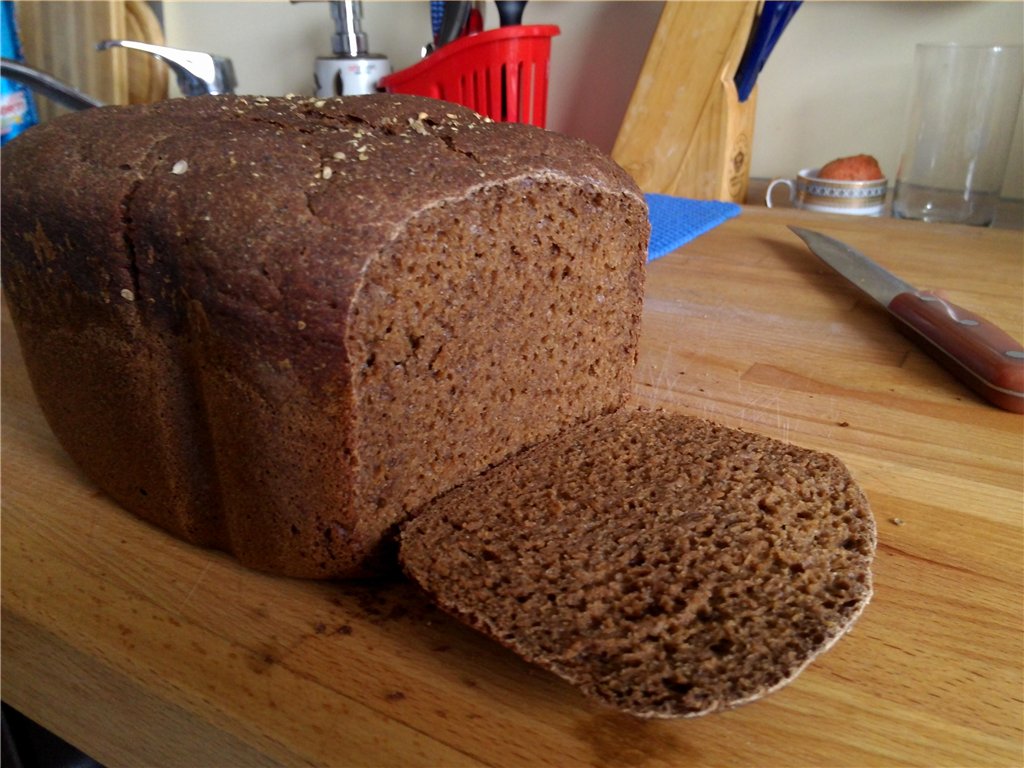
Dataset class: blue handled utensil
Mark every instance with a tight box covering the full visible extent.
[430,0,446,42]
[734,0,801,103]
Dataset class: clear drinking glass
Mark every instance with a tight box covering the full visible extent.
[892,43,1023,227]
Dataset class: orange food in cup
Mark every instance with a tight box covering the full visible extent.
[818,154,884,181]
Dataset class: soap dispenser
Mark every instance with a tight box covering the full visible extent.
[314,0,391,96]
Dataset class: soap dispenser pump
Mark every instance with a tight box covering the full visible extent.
[314,0,391,96]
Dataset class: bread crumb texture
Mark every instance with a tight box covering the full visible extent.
[0,94,648,577]
[400,410,876,718]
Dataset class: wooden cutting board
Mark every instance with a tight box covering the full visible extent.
[15,0,166,122]
[2,206,1021,767]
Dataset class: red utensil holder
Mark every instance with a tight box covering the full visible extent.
[379,25,559,128]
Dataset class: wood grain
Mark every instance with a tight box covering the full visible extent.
[123,1,168,105]
[15,0,166,122]
[16,0,127,122]
[3,207,1022,767]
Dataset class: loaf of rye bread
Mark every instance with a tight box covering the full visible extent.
[1,94,649,577]
[400,410,876,718]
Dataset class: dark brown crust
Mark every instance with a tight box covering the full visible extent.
[399,410,876,718]
[1,94,649,577]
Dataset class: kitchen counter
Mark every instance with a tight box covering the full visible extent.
[3,206,1022,767]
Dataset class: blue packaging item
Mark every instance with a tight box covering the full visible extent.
[1,0,38,145]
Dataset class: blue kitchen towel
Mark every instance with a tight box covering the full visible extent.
[645,193,741,262]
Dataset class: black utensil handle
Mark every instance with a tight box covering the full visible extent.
[495,0,527,26]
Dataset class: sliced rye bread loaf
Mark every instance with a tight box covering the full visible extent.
[1,94,648,577]
[399,410,876,718]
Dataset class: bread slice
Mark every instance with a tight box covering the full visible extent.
[399,410,876,718]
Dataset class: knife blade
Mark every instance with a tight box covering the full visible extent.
[789,226,1024,413]
[437,1,471,47]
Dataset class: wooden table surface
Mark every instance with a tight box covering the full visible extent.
[3,206,1022,767]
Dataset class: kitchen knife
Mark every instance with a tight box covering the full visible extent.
[789,226,1024,413]
[437,1,471,47]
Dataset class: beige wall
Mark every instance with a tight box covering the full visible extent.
[163,1,1024,198]
[751,1,1023,198]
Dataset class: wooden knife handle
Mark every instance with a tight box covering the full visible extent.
[888,291,1024,413]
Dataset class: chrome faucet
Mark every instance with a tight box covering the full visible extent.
[96,41,237,97]
[0,41,236,112]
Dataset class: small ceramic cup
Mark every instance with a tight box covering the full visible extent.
[766,168,887,216]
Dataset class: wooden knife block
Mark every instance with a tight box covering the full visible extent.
[612,1,758,203]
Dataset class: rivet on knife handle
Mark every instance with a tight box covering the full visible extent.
[888,291,1024,413]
